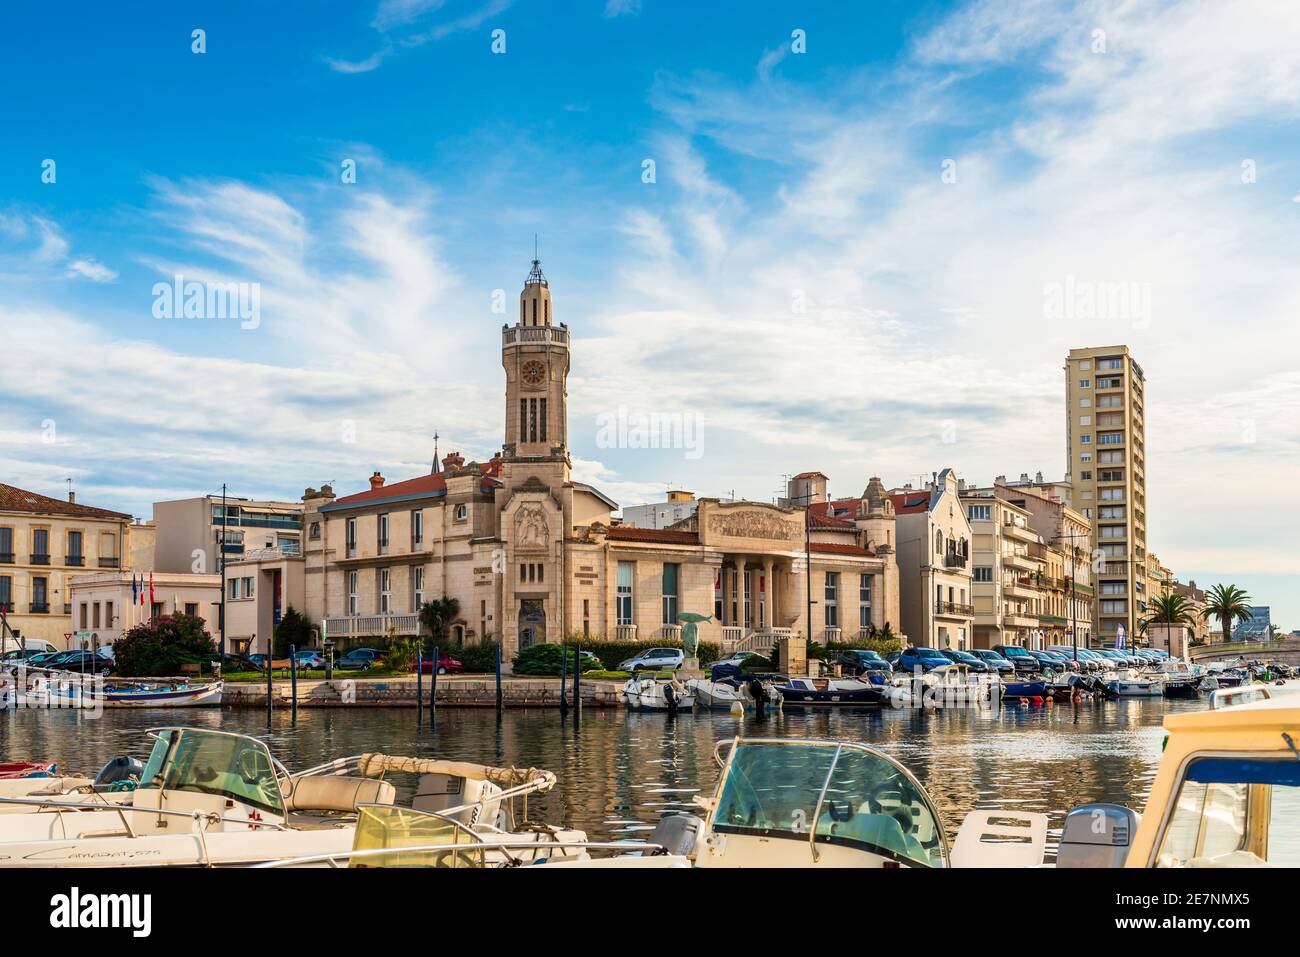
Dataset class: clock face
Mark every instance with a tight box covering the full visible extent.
[521,360,546,386]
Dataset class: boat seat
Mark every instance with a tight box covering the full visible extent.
[285,775,396,814]
[950,810,1048,868]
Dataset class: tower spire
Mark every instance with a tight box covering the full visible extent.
[431,430,439,474]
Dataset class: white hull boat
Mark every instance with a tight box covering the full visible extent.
[19,677,223,708]
[686,678,781,711]
[1107,671,1164,697]
[622,677,695,711]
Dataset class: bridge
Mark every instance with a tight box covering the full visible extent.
[1190,638,1300,664]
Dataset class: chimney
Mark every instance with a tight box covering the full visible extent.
[442,451,465,473]
[1034,471,1044,483]
[369,471,385,490]
[995,474,1006,484]
[68,491,76,504]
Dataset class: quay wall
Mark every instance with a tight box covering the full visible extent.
[220,676,626,709]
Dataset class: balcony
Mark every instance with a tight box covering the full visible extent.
[935,601,974,618]
[612,624,638,641]
[97,557,120,569]
[237,545,302,562]
[502,325,569,348]
[1003,552,1040,573]
[1002,522,1038,544]
[66,555,84,567]
[324,613,420,640]
[822,627,842,643]
[1005,613,1038,629]
[29,602,49,614]
[30,554,50,566]
[657,624,682,641]
[1005,580,1038,600]
[943,552,968,569]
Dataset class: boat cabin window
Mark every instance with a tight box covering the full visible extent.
[140,730,285,817]
[713,742,945,867]
[1155,755,1300,867]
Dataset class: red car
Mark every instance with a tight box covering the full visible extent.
[410,653,463,675]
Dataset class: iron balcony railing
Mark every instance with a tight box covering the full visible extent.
[935,601,975,617]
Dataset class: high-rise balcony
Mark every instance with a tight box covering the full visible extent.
[502,325,569,348]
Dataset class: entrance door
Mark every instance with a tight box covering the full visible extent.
[519,599,546,649]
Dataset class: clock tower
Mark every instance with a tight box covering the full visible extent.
[501,258,570,470]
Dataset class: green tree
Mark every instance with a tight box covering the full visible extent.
[273,606,313,658]
[1203,584,1253,644]
[1144,592,1197,629]
[114,613,216,677]
[418,596,461,650]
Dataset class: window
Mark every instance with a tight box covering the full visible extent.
[1100,487,1125,501]
[309,521,321,540]
[412,567,424,612]
[185,602,199,617]
[454,504,468,521]
[378,514,390,553]
[967,504,991,522]
[1079,379,1091,388]
[1080,434,1092,444]
[1079,415,1091,426]
[105,601,114,627]
[1099,450,1124,464]
[411,509,423,547]
[616,562,634,625]
[1098,357,1122,370]
[1079,397,1091,407]
[1099,506,1126,520]
[540,398,548,442]
[1080,452,1092,462]
[0,574,10,612]
[346,518,357,558]
[662,563,679,625]
[31,576,48,612]
[1080,471,1092,480]
[1099,469,1125,482]
[1098,432,1124,446]
[379,568,390,613]
[91,602,100,627]
[858,573,872,629]
[66,530,83,565]
[824,572,839,628]
[0,527,11,562]
[973,566,993,583]
[1100,525,1126,540]
[347,571,358,615]
[1100,600,1128,615]
[31,528,49,563]
[1078,360,1092,371]
[1096,376,1122,389]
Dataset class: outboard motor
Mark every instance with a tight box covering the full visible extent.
[1056,803,1140,867]
[94,755,144,788]
[646,813,702,857]
[663,681,678,715]
[747,678,767,708]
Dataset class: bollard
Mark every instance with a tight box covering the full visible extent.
[416,651,424,724]
[265,644,273,727]
[289,644,298,726]
[495,643,503,712]
[573,643,582,719]
[560,644,568,714]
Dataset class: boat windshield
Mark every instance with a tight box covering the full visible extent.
[1155,754,1300,867]
[140,729,284,817]
[712,741,946,867]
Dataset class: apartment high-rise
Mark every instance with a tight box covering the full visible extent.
[1065,345,1147,645]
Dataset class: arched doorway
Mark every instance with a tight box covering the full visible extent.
[519,599,545,649]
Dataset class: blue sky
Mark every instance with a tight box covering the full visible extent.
[2,0,1299,625]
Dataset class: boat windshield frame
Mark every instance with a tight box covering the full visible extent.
[710,737,950,867]
[141,727,287,817]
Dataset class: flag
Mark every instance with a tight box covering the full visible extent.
[1115,624,1126,651]
[131,574,138,606]
[149,572,155,605]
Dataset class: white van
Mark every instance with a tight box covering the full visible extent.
[1,638,58,657]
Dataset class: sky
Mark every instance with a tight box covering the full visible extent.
[1,0,1298,625]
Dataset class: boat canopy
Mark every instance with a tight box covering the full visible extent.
[356,754,556,792]
[139,728,284,818]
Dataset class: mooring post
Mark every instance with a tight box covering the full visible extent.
[573,643,582,719]
[495,642,503,712]
[265,642,273,727]
[430,644,438,725]
[560,644,568,714]
[416,650,424,724]
[289,644,298,725]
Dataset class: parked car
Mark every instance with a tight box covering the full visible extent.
[618,647,685,672]
[47,650,114,676]
[411,652,464,675]
[991,645,1041,675]
[894,647,953,673]
[969,649,1016,676]
[835,649,893,676]
[24,651,66,668]
[1027,650,1073,673]
[714,650,762,669]
[292,650,326,670]
[335,648,385,671]
[938,649,992,673]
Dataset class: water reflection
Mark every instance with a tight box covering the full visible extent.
[2,697,1203,842]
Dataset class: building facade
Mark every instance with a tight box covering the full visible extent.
[960,490,1048,649]
[1065,345,1148,645]
[883,470,974,649]
[300,260,902,659]
[620,490,700,529]
[0,483,135,652]
[1234,606,1273,641]
[1171,579,1211,644]
[153,495,304,575]
[66,571,221,649]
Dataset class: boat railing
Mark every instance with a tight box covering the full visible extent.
[0,794,292,838]
[252,839,669,869]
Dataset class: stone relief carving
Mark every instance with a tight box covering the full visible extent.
[709,509,798,542]
[514,502,550,550]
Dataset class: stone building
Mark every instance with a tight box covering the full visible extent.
[297,260,901,659]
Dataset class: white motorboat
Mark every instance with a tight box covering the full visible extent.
[685,677,781,711]
[1107,670,1164,697]
[0,727,585,866]
[622,676,695,711]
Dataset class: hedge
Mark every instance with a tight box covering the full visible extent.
[559,638,720,670]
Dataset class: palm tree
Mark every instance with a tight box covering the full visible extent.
[1203,584,1252,644]
[1145,592,1197,628]
[418,596,461,650]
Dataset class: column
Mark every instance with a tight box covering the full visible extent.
[732,557,745,630]
[762,559,774,630]
[720,556,730,626]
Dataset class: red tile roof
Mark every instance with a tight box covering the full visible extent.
[333,472,447,506]
[890,492,931,514]
[0,483,130,520]
[808,501,857,528]
[791,471,827,480]
[810,541,875,557]
[605,526,700,545]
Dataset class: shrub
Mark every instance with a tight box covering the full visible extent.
[512,643,603,676]
[114,613,216,677]
[384,638,420,673]
[273,606,313,658]
[458,641,501,674]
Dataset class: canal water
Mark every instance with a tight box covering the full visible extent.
[3,697,1204,846]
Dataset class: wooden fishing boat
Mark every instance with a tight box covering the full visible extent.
[29,679,224,708]
[0,762,55,780]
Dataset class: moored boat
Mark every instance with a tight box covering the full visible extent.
[622,676,695,711]
[0,762,55,779]
[23,678,223,708]
[775,676,887,706]
[685,677,781,711]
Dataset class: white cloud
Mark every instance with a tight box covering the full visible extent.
[67,258,117,282]
[603,0,642,18]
